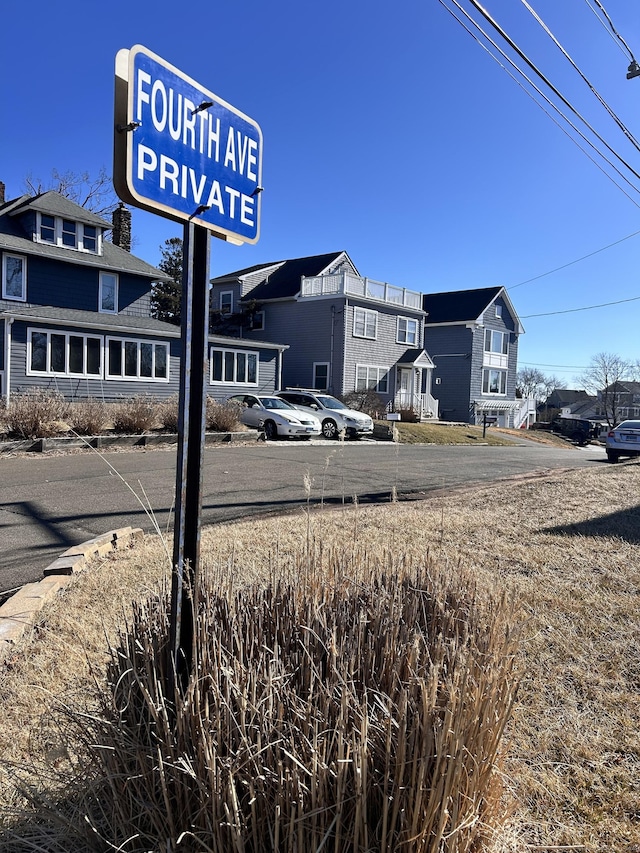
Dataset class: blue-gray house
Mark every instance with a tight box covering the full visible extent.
[422,286,525,426]
[210,251,439,418]
[0,183,286,404]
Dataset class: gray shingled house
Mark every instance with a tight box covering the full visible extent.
[0,184,286,404]
[210,251,439,418]
[422,286,525,426]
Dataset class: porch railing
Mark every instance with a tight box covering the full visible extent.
[393,391,439,420]
[301,272,422,310]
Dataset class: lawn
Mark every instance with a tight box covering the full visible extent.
[1,458,638,851]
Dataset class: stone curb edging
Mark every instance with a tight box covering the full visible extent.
[0,526,143,661]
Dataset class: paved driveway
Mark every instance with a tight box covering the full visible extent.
[0,439,606,594]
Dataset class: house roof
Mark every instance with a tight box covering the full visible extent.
[422,286,503,323]
[396,348,435,368]
[0,304,288,349]
[211,251,352,300]
[0,191,169,281]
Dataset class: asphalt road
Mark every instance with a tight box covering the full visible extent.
[0,438,607,594]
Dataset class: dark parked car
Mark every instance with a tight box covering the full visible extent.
[551,417,601,446]
[605,420,640,462]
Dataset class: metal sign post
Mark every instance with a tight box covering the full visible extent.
[169,221,210,692]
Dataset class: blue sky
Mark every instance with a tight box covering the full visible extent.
[3,0,640,385]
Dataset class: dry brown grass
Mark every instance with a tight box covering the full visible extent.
[1,460,639,851]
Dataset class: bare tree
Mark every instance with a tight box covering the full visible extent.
[516,367,546,399]
[23,167,118,217]
[579,352,631,427]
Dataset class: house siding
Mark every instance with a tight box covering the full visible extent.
[244,298,345,392]
[427,325,474,422]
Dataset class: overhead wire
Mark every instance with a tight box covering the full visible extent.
[583,0,637,65]
[520,293,640,318]
[436,0,640,205]
[519,0,640,153]
[460,0,640,184]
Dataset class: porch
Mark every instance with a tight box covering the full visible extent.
[300,272,422,310]
[393,390,439,420]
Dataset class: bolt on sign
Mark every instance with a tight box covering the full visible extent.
[114,45,263,244]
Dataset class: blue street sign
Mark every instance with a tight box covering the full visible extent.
[114,45,263,244]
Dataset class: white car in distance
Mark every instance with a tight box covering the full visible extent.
[228,394,322,440]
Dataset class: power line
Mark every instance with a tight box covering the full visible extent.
[519,0,640,154]
[508,228,640,290]
[437,0,640,203]
[520,293,640,318]
[583,0,637,65]
[461,0,640,184]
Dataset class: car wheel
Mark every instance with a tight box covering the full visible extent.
[606,450,619,463]
[571,430,586,445]
[264,420,278,441]
[321,418,339,439]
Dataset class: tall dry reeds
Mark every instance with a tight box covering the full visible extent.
[4,550,519,852]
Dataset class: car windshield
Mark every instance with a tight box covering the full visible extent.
[315,395,348,410]
[616,421,640,430]
[259,397,295,410]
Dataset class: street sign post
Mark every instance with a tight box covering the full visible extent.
[114,46,262,693]
[114,45,263,245]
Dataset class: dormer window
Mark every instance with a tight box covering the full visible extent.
[36,213,101,254]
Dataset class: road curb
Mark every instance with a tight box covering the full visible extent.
[0,526,143,661]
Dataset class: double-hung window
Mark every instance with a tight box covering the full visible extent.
[353,307,377,339]
[36,213,100,253]
[484,329,508,355]
[397,317,418,345]
[99,272,118,313]
[313,362,329,390]
[2,253,26,301]
[210,347,258,384]
[220,291,233,315]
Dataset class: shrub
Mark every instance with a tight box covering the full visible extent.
[205,396,243,432]
[342,388,386,418]
[25,561,518,852]
[111,395,158,434]
[66,399,110,436]
[157,396,180,432]
[4,390,70,439]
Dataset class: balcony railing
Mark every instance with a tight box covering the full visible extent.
[301,272,422,310]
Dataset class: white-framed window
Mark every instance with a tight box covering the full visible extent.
[106,337,169,381]
[495,304,503,318]
[99,271,118,313]
[353,307,377,339]
[35,213,101,254]
[313,362,329,390]
[397,317,418,345]
[210,347,258,384]
[220,291,233,315]
[2,253,27,301]
[482,368,507,395]
[356,365,389,393]
[484,329,508,355]
[27,328,102,377]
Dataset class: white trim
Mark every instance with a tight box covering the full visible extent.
[353,306,377,339]
[355,364,389,393]
[210,346,259,385]
[35,212,103,255]
[396,316,418,346]
[219,290,234,315]
[2,253,27,301]
[99,271,119,314]
[481,368,508,396]
[27,327,103,378]
[105,335,170,382]
[313,361,330,391]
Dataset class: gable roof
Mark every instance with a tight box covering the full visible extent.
[211,251,353,300]
[423,285,524,334]
[422,286,503,323]
[8,190,112,228]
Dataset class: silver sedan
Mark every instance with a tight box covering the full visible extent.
[228,394,322,440]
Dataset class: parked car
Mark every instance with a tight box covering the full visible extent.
[227,394,321,440]
[551,416,602,446]
[605,419,640,462]
[276,389,374,440]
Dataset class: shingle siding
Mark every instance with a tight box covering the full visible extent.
[427,326,474,421]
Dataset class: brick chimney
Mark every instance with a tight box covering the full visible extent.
[112,202,132,251]
[0,181,5,205]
